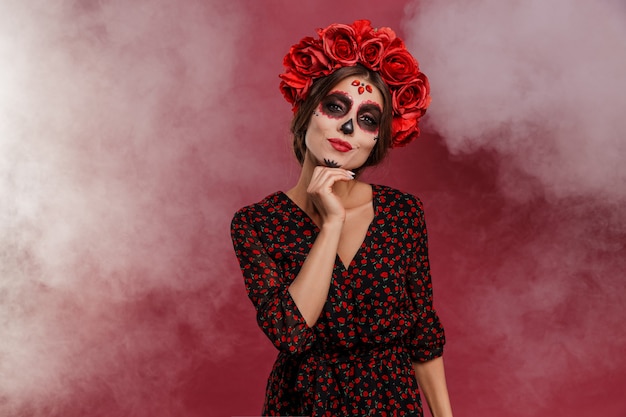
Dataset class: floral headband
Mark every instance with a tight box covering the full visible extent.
[279,19,431,147]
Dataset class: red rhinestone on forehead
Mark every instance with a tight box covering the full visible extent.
[351,79,372,95]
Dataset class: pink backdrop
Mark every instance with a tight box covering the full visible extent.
[1,1,625,416]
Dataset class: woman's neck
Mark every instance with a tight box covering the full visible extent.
[286,156,367,215]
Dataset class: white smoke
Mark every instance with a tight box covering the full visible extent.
[402,1,626,415]
[0,1,246,415]
[404,0,626,203]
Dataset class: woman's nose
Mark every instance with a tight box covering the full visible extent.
[340,119,354,135]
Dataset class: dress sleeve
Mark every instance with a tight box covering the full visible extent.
[230,207,316,354]
[404,199,446,362]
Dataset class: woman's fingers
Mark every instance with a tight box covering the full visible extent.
[307,167,354,223]
[307,167,354,198]
[309,167,354,192]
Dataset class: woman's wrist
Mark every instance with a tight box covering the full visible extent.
[320,217,344,231]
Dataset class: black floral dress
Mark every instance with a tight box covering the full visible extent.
[231,184,445,416]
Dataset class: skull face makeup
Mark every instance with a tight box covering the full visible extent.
[304,76,383,170]
[340,119,354,135]
[280,19,431,148]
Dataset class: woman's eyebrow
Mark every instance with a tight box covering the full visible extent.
[326,90,353,103]
[358,101,382,113]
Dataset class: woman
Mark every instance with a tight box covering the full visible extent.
[231,20,453,417]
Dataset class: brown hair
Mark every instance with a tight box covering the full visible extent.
[290,64,393,170]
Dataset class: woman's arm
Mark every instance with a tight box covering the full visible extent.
[287,219,342,326]
[287,166,353,326]
[413,356,453,417]
[231,167,354,353]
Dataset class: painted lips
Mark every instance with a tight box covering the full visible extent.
[328,138,352,152]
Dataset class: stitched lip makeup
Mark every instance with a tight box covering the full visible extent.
[328,138,352,152]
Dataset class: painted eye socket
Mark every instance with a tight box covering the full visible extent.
[326,102,345,113]
[322,98,348,115]
[356,101,381,133]
[357,110,380,133]
[320,92,352,118]
[359,113,379,127]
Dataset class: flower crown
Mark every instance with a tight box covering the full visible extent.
[279,19,431,147]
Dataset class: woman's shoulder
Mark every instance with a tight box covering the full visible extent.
[372,184,425,211]
[232,191,289,223]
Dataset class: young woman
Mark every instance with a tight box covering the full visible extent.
[231,20,453,417]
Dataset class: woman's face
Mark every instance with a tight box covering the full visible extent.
[304,76,383,170]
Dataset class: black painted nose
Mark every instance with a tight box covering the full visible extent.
[340,119,354,135]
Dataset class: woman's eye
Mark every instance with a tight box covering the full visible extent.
[359,114,379,126]
[320,93,352,117]
[325,102,345,113]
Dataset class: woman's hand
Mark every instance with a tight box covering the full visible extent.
[287,166,353,326]
[307,166,354,226]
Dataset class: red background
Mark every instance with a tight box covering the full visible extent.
[1,1,624,416]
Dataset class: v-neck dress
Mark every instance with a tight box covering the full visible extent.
[231,184,445,416]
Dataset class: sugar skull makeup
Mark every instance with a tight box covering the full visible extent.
[318,86,382,136]
[304,76,384,170]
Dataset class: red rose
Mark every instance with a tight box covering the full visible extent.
[380,43,419,86]
[318,23,358,66]
[283,37,330,77]
[278,81,297,106]
[359,26,398,70]
[392,116,420,147]
[351,19,374,41]
[391,74,431,116]
[279,71,312,105]
[373,27,397,47]
[360,37,385,69]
